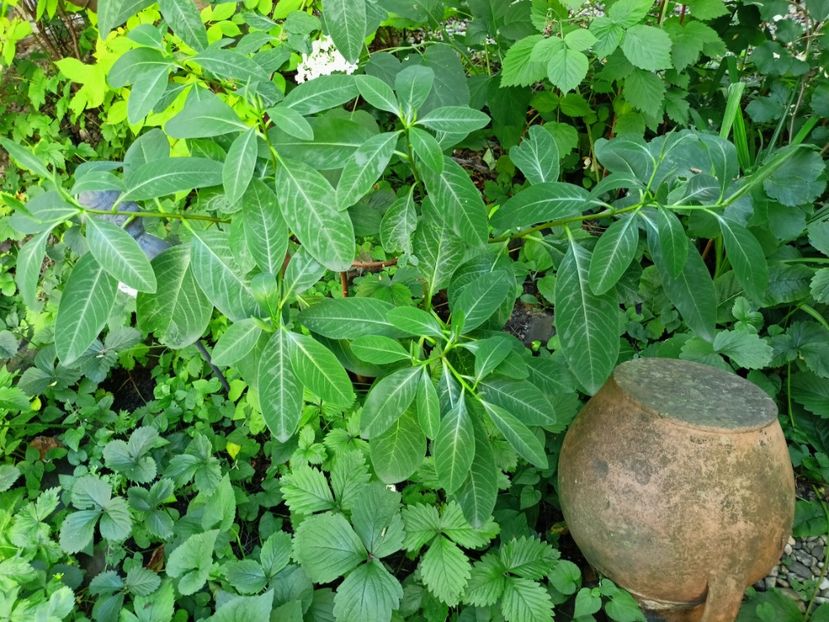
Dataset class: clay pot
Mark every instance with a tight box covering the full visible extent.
[558,358,794,622]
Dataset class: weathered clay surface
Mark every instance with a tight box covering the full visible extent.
[558,358,795,622]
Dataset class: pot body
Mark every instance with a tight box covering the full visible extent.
[558,358,794,620]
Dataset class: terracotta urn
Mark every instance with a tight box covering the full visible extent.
[558,358,795,622]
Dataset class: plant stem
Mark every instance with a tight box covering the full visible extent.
[80,206,229,224]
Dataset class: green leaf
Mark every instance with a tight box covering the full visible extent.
[207,590,274,622]
[434,396,475,493]
[86,218,156,292]
[136,245,211,349]
[623,69,665,117]
[59,510,100,553]
[275,158,355,271]
[351,335,410,364]
[465,553,507,607]
[323,0,366,63]
[260,532,293,578]
[190,229,258,321]
[500,536,558,579]
[452,270,514,332]
[510,126,560,185]
[223,128,258,206]
[417,106,490,135]
[212,320,261,367]
[108,47,171,88]
[423,157,488,246]
[500,577,554,622]
[242,179,289,275]
[337,131,400,210]
[588,215,639,295]
[713,330,772,369]
[258,330,303,442]
[481,402,548,468]
[454,418,498,529]
[409,127,444,175]
[192,48,269,85]
[380,189,417,256]
[165,94,247,139]
[267,105,314,141]
[166,530,219,596]
[809,221,829,256]
[99,497,132,542]
[25,191,78,225]
[371,407,425,484]
[574,588,603,617]
[299,298,399,339]
[416,370,440,439]
[621,25,673,70]
[555,239,620,394]
[361,367,422,438]
[282,249,326,301]
[333,560,403,622]
[387,306,444,338]
[280,464,335,514]
[649,235,717,341]
[565,28,597,51]
[608,0,653,27]
[98,0,154,39]
[284,74,358,115]
[469,336,513,382]
[355,75,399,115]
[125,566,160,597]
[285,331,355,406]
[764,149,827,208]
[420,536,470,606]
[811,269,829,304]
[0,138,51,178]
[546,48,589,93]
[415,215,465,300]
[159,0,207,50]
[0,465,20,492]
[649,208,688,277]
[478,377,556,426]
[351,483,405,558]
[491,182,588,230]
[717,216,768,301]
[401,503,441,552]
[395,65,434,120]
[501,35,547,87]
[122,157,224,201]
[55,254,117,365]
[127,65,169,124]
[224,560,267,595]
[16,228,50,308]
[295,513,366,582]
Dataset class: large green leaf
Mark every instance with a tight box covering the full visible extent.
[323,0,366,63]
[423,157,488,246]
[16,227,51,308]
[649,208,688,277]
[266,105,314,141]
[285,331,355,407]
[351,336,410,364]
[165,93,248,139]
[409,127,444,175]
[167,530,218,596]
[452,270,514,332]
[454,416,498,529]
[122,157,224,201]
[416,370,440,438]
[294,513,366,582]
[501,577,554,622]
[299,298,399,338]
[510,126,560,185]
[500,35,547,87]
[336,131,400,210]
[127,65,170,124]
[481,402,547,468]
[491,182,589,230]
[281,248,326,302]
[355,75,399,115]
[207,590,274,622]
[478,378,556,426]
[415,214,466,300]
[380,189,417,255]
[420,536,470,606]
[258,330,303,442]
[387,306,444,338]
[55,254,117,365]
[434,396,475,493]
[717,216,768,301]
[158,0,207,51]
[98,0,155,39]
[395,65,434,120]
[136,246,212,349]
[587,215,639,295]
[621,25,673,70]
[546,47,589,92]
[192,48,269,85]
[333,560,403,622]
[223,128,258,206]
[275,158,355,272]
[241,180,289,275]
[86,218,156,293]
[189,229,258,321]
[108,48,170,88]
[212,320,262,367]
[361,367,422,439]
[555,239,620,394]
[370,408,426,484]
[283,75,358,115]
[417,106,490,135]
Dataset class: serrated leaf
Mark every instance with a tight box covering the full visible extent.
[481,402,548,468]
[258,330,303,442]
[351,483,405,558]
[285,331,355,406]
[510,126,560,185]
[547,48,589,93]
[59,510,100,553]
[764,149,827,208]
[224,560,267,595]
[136,245,212,349]
[465,553,507,607]
[501,577,554,622]
[125,566,160,597]
[280,464,335,514]
[491,182,589,230]
[621,25,673,70]
[420,536,470,606]
[99,497,132,541]
[500,537,558,579]
[811,269,829,303]
[86,218,156,292]
[166,530,218,596]
[713,330,772,369]
[295,513,366,582]
[608,0,653,27]
[332,560,402,622]
[242,179,289,275]
[190,229,258,321]
[275,158,355,272]
[55,254,117,365]
[623,69,665,117]
[223,128,258,206]
[434,396,475,493]
[337,131,399,210]
[501,35,547,87]
[588,215,639,295]
[361,367,422,439]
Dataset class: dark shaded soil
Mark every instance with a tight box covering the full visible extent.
[101,362,156,411]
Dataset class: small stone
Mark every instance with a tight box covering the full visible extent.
[770,566,779,577]
[765,577,777,590]
[789,561,813,579]
[785,544,794,555]
[821,578,829,591]
[789,536,797,546]
[795,551,813,565]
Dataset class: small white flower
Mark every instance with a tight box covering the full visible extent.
[295,35,358,84]
[118,282,137,298]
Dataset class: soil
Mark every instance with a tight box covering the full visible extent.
[101,361,156,412]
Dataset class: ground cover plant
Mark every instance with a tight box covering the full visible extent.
[1,0,828,620]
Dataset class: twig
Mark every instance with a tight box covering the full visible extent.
[340,272,348,297]
[351,258,398,270]
[194,340,231,394]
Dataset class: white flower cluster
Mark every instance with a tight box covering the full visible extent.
[295,35,358,84]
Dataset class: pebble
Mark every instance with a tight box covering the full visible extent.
[759,535,829,605]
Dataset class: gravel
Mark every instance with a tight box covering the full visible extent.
[754,535,829,609]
